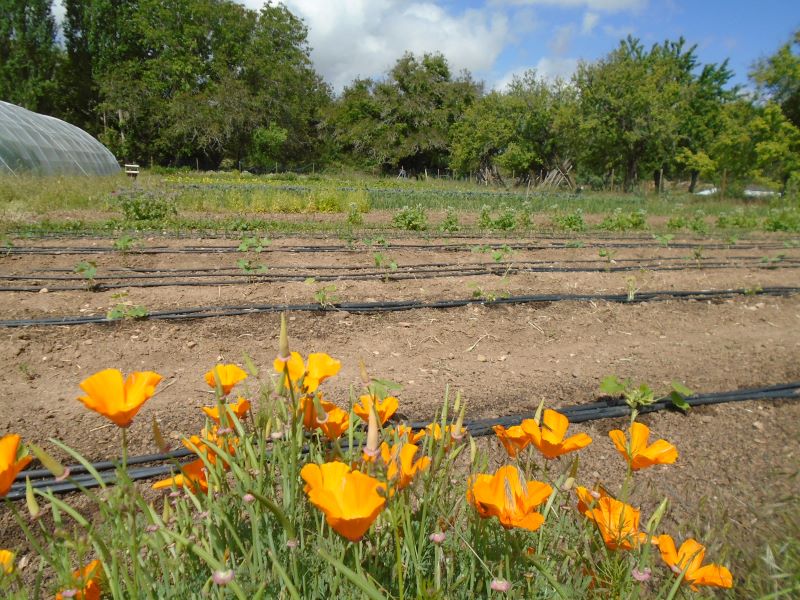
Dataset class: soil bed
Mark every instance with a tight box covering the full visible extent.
[1,233,799,595]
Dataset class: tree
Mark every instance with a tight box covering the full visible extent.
[449,71,574,185]
[751,29,800,128]
[326,53,481,173]
[573,37,730,192]
[0,0,60,113]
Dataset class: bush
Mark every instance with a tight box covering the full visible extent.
[599,209,648,231]
[439,206,460,232]
[118,191,177,222]
[552,208,586,232]
[345,202,364,226]
[763,208,800,232]
[478,204,518,231]
[716,209,759,229]
[392,204,428,231]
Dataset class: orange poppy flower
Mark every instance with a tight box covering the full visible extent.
[319,406,350,441]
[273,352,340,393]
[467,465,553,531]
[297,394,350,440]
[424,422,467,447]
[521,409,592,459]
[204,364,247,396]
[55,559,102,600]
[608,422,678,471]
[201,397,251,426]
[300,461,386,541]
[354,394,399,425]
[0,549,14,575]
[152,458,209,493]
[657,535,733,590]
[182,427,237,467]
[0,434,32,498]
[575,485,611,517]
[395,424,425,444]
[379,442,431,491]
[587,496,646,550]
[77,369,162,428]
[493,424,530,458]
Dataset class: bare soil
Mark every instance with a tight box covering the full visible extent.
[1,233,799,588]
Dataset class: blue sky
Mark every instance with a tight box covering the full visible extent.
[264,0,799,92]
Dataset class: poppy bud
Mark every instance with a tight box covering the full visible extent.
[278,313,290,360]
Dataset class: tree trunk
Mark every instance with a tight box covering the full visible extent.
[688,170,699,193]
[653,169,661,193]
[624,158,637,192]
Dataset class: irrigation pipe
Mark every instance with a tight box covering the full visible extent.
[4,240,793,255]
[5,381,798,501]
[2,261,798,292]
[1,287,798,328]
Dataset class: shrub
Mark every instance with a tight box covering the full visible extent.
[599,209,648,231]
[118,191,177,222]
[716,209,759,229]
[552,208,586,232]
[763,208,800,232]
[439,206,460,232]
[392,204,428,230]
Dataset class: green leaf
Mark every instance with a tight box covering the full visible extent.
[316,548,388,600]
[599,375,626,396]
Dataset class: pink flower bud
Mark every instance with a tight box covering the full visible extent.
[212,570,234,585]
[429,532,446,544]
[632,567,651,582]
[242,493,255,504]
[286,539,299,549]
[490,579,511,592]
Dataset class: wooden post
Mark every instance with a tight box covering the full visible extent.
[659,167,663,194]
[610,168,614,192]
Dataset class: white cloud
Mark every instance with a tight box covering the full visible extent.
[534,56,579,80]
[581,11,599,34]
[602,23,635,38]
[549,24,575,55]
[245,1,510,92]
[492,0,646,13]
[493,56,578,90]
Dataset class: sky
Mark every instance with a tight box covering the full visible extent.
[236,0,800,93]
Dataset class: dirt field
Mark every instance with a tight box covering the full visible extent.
[2,232,799,586]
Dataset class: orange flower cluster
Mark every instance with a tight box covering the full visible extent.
[153,366,250,492]
[467,466,552,531]
[493,409,592,459]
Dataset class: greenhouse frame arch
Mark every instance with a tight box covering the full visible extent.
[0,101,120,176]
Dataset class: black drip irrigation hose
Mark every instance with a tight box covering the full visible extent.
[6,381,799,501]
[18,253,800,274]
[3,240,794,255]
[2,260,799,292]
[1,287,798,328]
